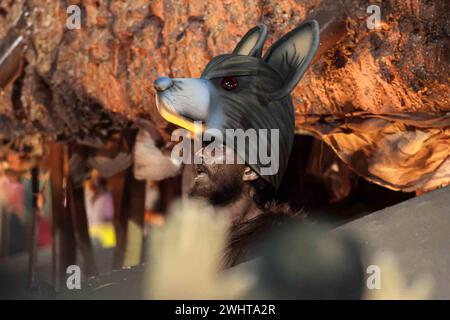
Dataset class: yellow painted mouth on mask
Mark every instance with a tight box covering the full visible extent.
[158,106,204,134]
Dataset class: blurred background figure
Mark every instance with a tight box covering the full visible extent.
[85,171,115,248]
[0,151,52,261]
[0,170,26,257]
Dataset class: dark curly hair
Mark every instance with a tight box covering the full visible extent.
[250,176,278,210]
[221,178,306,269]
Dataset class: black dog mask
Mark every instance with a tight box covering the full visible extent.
[154,20,320,189]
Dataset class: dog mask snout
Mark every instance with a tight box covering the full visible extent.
[154,76,174,92]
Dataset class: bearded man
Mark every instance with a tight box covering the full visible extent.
[151,21,321,267]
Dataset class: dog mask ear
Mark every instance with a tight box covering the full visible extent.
[263,20,320,100]
[232,24,268,57]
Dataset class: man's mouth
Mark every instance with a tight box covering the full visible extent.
[194,164,209,180]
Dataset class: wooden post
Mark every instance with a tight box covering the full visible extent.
[49,142,76,291]
[67,144,98,277]
[110,130,146,268]
[67,177,98,277]
[0,208,10,259]
[27,166,39,288]
[110,170,127,269]
[122,167,146,267]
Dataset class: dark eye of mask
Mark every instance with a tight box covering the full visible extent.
[221,76,238,91]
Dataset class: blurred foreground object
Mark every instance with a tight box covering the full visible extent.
[145,199,367,300]
[61,192,444,300]
[335,185,449,299]
[248,223,365,299]
[364,251,433,300]
[145,199,254,299]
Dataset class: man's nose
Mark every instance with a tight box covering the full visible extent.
[154,77,174,92]
[194,146,205,162]
[194,147,207,164]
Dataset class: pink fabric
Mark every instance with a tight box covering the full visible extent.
[87,192,114,226]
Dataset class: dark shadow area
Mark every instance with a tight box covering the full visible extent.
[278,134,415,226]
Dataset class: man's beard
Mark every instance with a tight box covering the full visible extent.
[188,167,244,206]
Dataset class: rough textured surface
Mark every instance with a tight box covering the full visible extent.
[0,0,448,191]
